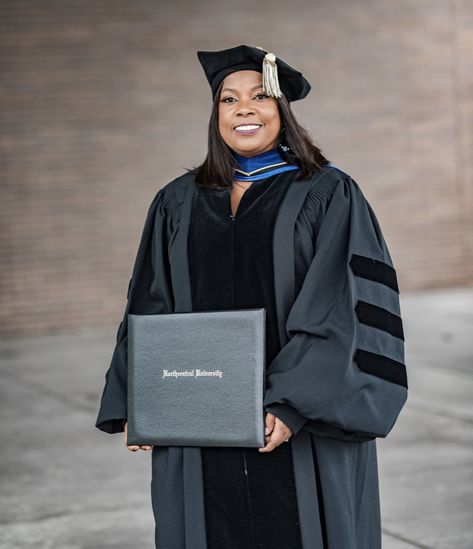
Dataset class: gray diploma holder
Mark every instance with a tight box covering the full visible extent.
[127,308,266,447]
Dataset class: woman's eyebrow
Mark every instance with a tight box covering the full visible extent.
[221,85,264,93]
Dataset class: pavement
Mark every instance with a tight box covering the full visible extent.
[0,287,472,549]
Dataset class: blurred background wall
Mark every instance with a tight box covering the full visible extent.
[1,0,472,338]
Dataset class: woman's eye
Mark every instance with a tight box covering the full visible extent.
[221,93,268,103]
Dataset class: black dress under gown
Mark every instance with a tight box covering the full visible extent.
[187,172,304,549]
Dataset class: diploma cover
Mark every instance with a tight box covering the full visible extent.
[127,308,266,447]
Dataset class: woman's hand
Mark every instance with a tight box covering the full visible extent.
[258,412,293,453]
[124,421,153,452]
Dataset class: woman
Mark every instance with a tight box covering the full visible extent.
[95,45,408,549]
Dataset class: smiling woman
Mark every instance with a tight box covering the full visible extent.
[218,70,282,156]
[95,44,408,549]
[192,47,329,190]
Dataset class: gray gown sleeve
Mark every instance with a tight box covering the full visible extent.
[263,172,408,441]
[263,186,320,436]
[95,187,174,434]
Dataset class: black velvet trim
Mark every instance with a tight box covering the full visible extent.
[349,254,399,293]
[355,300,404,340]
[354,348,408,388]
[188,173,304,548]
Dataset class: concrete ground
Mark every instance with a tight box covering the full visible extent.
[0,287,472,549]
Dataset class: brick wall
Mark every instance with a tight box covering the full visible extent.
[1,0,472,337]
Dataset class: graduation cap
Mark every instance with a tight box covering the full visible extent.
[197,44,311,102]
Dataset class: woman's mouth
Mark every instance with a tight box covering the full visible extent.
[234,124,263,135]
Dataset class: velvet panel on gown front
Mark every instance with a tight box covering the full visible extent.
[187,172,304,549]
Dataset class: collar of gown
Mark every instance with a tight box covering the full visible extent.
[231,147,299,182]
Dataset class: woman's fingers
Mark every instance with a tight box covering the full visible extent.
[258,433,287,452]
[258,423,292,453]
[124,422,154,451]
[127,444,153,451]
[124,424,139,451]
[264,412,276,435]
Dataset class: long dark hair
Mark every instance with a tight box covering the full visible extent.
[186,78,331,190]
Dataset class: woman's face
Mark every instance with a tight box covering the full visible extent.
[218,70,281,157]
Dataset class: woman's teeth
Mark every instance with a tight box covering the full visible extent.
[234,124,262,134]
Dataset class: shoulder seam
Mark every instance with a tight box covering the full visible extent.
[306,167,343,205]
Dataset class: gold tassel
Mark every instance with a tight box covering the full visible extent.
[254,46,282,99]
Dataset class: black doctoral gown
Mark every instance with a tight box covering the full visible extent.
[188,172,303,549]
[95,164,408,549]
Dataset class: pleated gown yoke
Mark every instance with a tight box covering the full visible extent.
[187,171,304,549]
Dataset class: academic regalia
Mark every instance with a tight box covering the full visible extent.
[95,160,408,549]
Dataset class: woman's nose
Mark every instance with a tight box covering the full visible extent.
[237,99,255,115]
[237,108,255,116]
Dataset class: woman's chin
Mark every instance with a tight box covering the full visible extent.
[230,141,276,157]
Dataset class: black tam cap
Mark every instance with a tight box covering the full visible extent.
[197,44,311,103]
